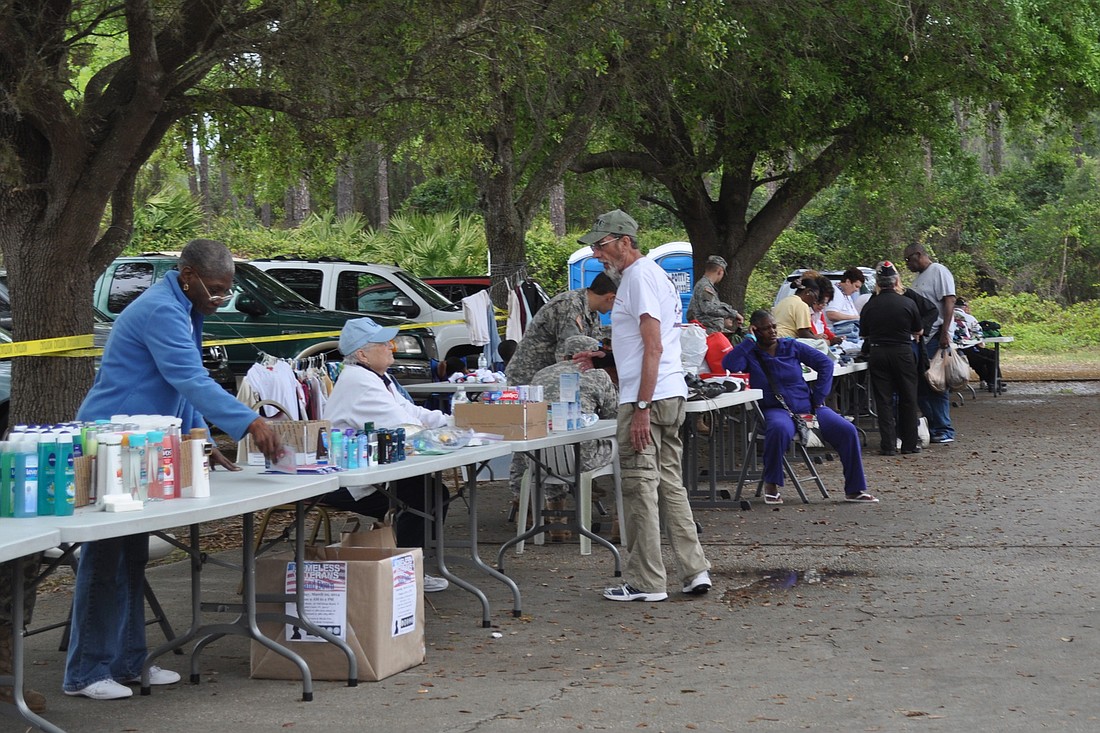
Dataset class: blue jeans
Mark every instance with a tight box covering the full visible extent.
[63,535,149,691]
[917,341,955,440]
[761,405,867,496]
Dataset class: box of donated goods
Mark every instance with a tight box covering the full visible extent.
[453,402,548,441]
[250,545,425,681]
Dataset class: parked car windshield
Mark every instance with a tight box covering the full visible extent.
[229,262,327,312]
[393,270,461,312]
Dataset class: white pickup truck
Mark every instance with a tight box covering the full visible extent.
[251,258,478,362]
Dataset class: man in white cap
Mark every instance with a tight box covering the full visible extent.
[580,209,712,602]
[687,254,742,335]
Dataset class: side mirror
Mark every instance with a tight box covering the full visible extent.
[235,294,268,317]
[391,295,419,318]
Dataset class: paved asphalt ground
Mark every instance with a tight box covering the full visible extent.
[14,382,1100,732]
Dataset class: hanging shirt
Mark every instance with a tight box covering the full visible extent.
[246,361,304,419]
[461,290,493,346]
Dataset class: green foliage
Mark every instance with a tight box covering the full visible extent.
[210,209,487,278]
[127,189,204,253]
[969,294,1100,353]
[359,211,486,276]
[400,177,479,216]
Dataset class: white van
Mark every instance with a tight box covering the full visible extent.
[251,258,478,361]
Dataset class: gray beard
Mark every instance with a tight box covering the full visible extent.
[602,262,621,280]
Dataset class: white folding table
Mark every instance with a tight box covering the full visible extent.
[497,420,621,574]
[337,442,515,627]
[0,525,63,733]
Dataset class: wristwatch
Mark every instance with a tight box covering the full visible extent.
[635,400,651,411]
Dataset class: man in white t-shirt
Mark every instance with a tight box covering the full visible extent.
[578,209,712,603]
[825,267,864,339]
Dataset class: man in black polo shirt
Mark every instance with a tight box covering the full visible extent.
[860,261,924,456]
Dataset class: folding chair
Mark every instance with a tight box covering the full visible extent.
[733,403,829,504]
[514,438,626,555]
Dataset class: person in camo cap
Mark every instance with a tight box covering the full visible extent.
[687,254,743,335]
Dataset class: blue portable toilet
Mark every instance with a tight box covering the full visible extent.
[646,241,694,322]
[568,241,695,323]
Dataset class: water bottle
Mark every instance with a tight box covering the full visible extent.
[453,386,469,405]
[477,352,488,371]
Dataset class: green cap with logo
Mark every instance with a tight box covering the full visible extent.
[578,209,639,245]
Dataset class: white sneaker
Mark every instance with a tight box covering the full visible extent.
[64,679,133,700]
[424,574,449,593]
[123,665,181,686]
[682,570,712,595]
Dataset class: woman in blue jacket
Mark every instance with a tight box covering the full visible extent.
[63,239,280,701]
[723,310,876,505]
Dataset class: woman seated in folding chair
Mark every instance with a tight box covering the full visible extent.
[723,310,878,506]
[321,317,454,592]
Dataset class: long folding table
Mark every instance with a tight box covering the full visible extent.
[0,526,64,733]
[681,389,763,507]
[497,420,621,573]
[12,470,347,707]
[337,442,515,628]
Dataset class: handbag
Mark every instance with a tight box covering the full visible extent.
[751,349,824,449]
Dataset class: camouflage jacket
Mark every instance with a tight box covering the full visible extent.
[505,288,607,385]
[687,275,740,334]
[530,360,618,473]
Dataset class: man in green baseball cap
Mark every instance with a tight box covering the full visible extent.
[578,209,639,245]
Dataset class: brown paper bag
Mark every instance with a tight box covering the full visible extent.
[340,510,397,549]
[250,546,424,681]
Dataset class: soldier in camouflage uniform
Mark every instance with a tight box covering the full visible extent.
[504,272,617,387]
[687,255,742,335]
[1,557,47,712]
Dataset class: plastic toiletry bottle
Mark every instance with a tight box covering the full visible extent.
[54,433,76,516]
[187,428,211,498]
[145,430,165,500]
[345,428,359,469]
[21,434,40,516]
[453,386,469,405]
[36,432,57,516]
[165,418,182,499]
[0,442,12,517]
[331,429,345,470]
[97,432,125,506]
[128,433,148,502]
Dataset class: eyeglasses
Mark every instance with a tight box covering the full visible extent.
[590,235,620,251]
[904,252,921,262]
[195,277,234,306]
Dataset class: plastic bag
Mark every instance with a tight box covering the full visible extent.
[407,427,474,455]
[679,323,708,374]
[926,344,970,393]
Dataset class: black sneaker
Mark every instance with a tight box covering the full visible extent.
[602,583,668,602]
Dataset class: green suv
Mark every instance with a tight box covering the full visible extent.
[93,255,435,382]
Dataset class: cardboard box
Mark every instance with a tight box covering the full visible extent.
[453,401,548,440]
[251,546,425,682]
[236,419,330,466]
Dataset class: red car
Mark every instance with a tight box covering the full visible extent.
[421,276,489,303]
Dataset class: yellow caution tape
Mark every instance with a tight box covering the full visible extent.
[0,334,94,359]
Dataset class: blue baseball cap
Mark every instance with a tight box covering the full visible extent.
[339,317,400,356]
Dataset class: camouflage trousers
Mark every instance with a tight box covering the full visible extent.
[1,555,42,626]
